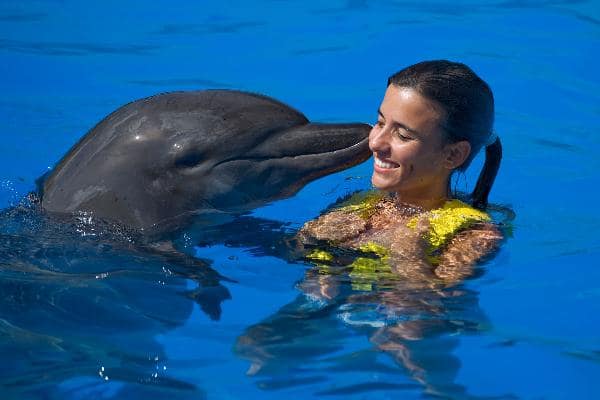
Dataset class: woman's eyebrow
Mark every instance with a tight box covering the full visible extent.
[377,108,420,135]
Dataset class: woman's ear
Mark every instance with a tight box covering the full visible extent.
[444,140,471,170]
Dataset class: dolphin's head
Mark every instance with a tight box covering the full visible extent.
[41,90,371,234]
[184,122,372,211]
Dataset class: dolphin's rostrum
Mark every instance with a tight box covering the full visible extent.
[39,90,372,235]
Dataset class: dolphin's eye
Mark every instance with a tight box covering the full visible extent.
[174,152,204,168]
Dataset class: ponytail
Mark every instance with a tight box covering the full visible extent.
[471,137,502,209]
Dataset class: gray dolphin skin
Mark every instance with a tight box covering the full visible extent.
[40,90,371,235]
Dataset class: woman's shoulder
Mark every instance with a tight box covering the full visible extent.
[407,198,493,251]
[430,199,491,226]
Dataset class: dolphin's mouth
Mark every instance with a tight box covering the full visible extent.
[213,135,370,170]
[289,135,371,170]
[213,122,372,171]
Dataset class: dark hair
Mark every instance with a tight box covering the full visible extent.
[387,60,501,209]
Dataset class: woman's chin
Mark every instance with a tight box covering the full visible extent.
[371,173,399,191]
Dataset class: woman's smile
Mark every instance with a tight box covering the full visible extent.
[373,154,400,171]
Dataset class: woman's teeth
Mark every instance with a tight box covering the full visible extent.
[375,156,398,169]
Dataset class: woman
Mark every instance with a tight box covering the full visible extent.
[236,62,505,394]
[298,60,504,293]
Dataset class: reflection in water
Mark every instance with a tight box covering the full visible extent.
[236,274,489,397]
[0,199,228,398]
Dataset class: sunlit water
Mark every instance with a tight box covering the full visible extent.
[1,1,599,399]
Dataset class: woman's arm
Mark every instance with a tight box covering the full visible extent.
[434,222,503,284]
[297,209,368,244]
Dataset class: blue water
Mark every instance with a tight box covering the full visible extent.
[1,0,599,399]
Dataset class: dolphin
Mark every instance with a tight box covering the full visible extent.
[39,90,371,236]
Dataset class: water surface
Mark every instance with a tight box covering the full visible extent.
[1,0,599,399]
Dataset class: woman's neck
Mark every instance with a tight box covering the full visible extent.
[391,185,450,211]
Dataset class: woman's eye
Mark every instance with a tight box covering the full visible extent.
[375,120,385,128]
[395,130,412,141]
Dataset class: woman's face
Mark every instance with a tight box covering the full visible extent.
[369,85,452,199]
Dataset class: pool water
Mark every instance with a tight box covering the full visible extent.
[1,0,599,399]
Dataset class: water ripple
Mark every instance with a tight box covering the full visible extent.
[0,39,159,56]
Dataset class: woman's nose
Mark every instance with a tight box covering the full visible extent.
[369,125,390,153]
